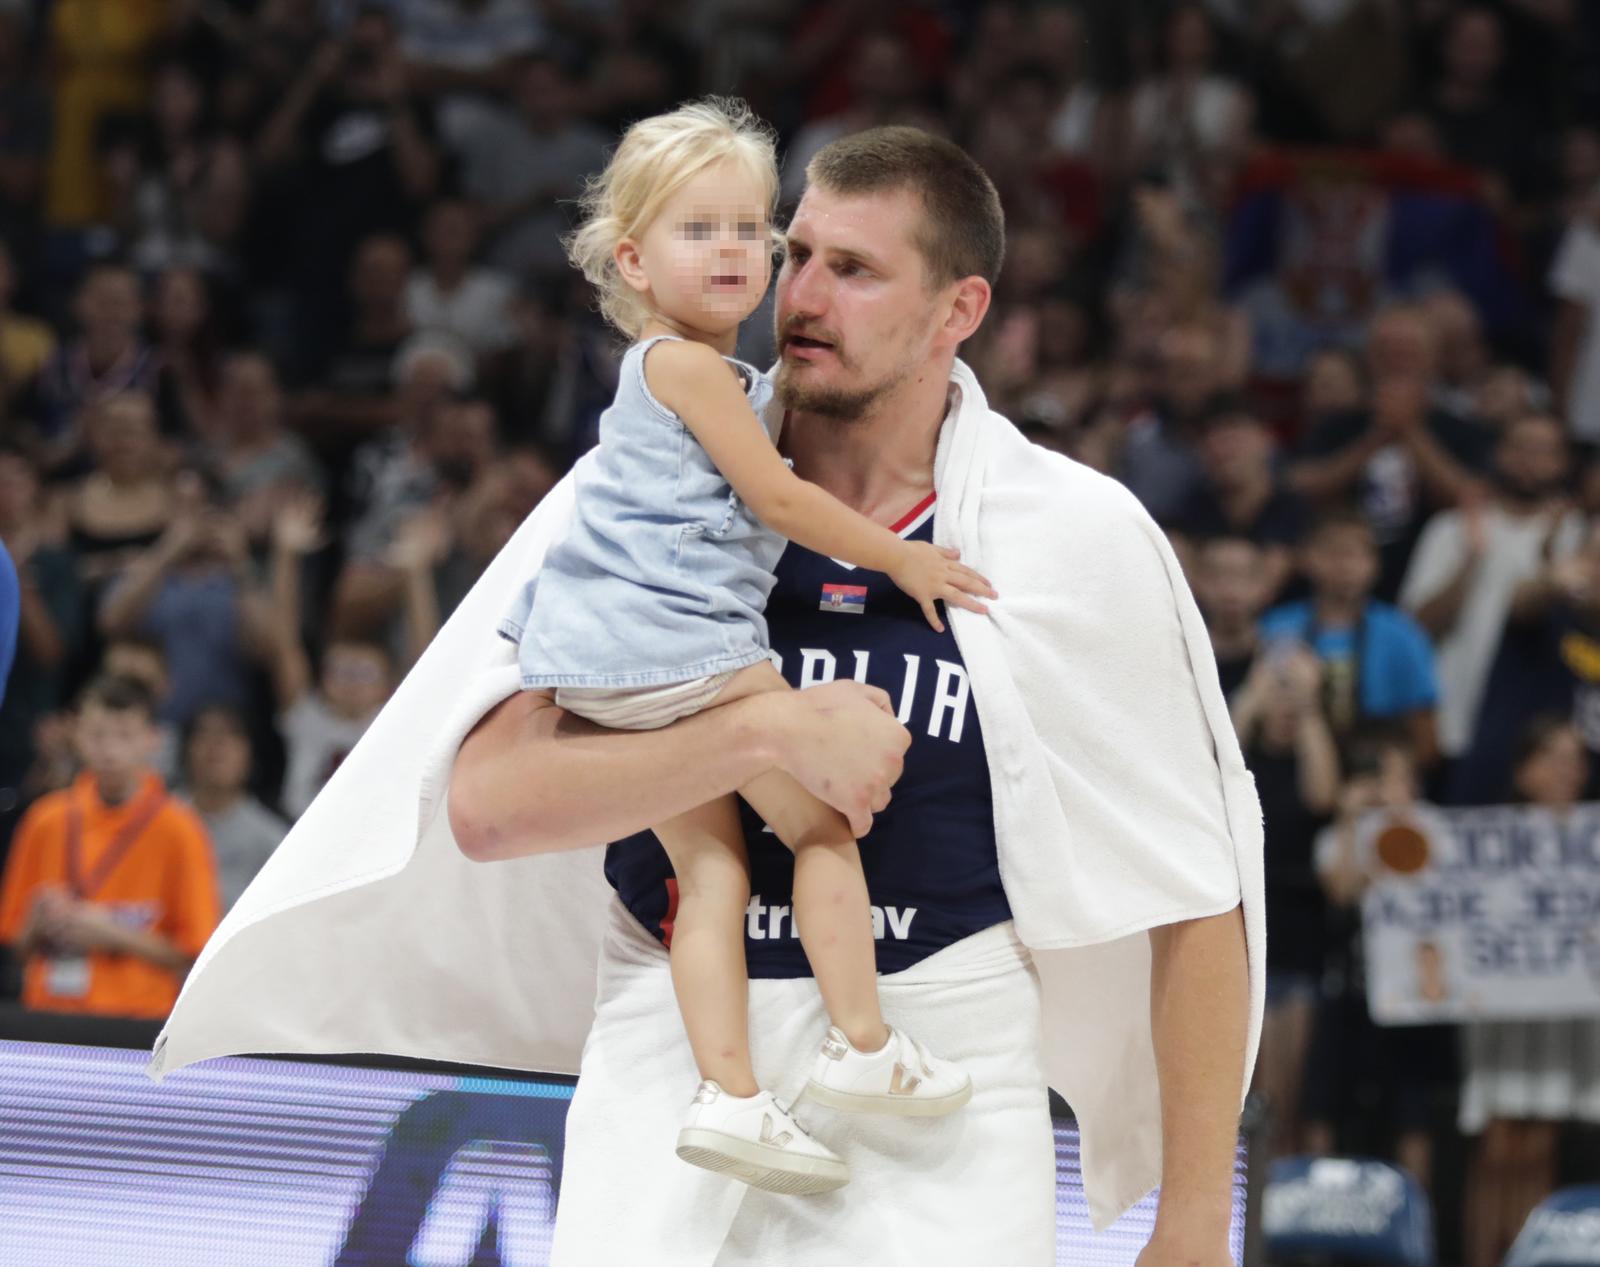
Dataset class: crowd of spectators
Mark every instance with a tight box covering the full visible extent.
[1,1,1600,1262]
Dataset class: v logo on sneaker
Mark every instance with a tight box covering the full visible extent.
[759,1112,793,1149]
[889,1062,922,1096]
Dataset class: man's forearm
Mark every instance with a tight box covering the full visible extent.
[1147,906,1250,1250]
[1411,555,1477,638]
[449,690,782,861]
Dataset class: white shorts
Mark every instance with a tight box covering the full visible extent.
[549,899,1057,1266]
[555,671,738,731]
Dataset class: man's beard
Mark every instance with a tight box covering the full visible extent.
[774,352,917,422]
[773,314,915,421]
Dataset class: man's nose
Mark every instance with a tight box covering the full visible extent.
[779,256,827,318]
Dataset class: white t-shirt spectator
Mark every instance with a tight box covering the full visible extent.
[195,796,289,912]
[1550,219,1600,442]
[1130,76,1250,162]
[1399,507,1584,757]
[406,268,517,355]
[279,695,375,820]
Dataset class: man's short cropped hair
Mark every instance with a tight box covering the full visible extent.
[805,126,1006,288]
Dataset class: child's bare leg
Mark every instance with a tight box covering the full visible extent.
[713,663,889,1054]
[652,797,759,1096]
[745,772,889,1052]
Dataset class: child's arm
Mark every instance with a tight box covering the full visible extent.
[647,340,996,632]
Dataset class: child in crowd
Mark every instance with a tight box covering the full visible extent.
[269,493,393,820]
[1262,510,1440,764]
[500,99,994,1193]
[0,674,220,1019]
[181,704,288,913]
[101,634,181,782]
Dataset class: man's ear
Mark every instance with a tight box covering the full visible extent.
[614,238,650,294]
[943,276,992,346]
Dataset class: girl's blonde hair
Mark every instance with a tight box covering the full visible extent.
[565,97,779,338]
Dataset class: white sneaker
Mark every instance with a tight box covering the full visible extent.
[805,1025,972,1117]
[675,1080,850,1195]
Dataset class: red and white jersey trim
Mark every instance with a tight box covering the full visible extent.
[828,492,937,571]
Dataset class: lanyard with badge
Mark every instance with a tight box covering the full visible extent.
[42,788,166,999]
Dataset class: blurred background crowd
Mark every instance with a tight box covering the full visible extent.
[1,0,1599,1263]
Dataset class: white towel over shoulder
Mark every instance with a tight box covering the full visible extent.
[148,359,1265,1232]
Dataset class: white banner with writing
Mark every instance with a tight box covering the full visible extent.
[1357,805,1600,1024]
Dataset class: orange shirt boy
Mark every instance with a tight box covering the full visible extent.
[0,675,220,1018]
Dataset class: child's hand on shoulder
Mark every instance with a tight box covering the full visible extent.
[889,542,997,633]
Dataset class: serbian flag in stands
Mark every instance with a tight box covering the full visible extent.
[1225,147,1531,387]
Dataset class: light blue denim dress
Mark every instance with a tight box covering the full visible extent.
[498,334,787,688]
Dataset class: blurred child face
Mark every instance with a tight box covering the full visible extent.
[1346,746,1419,811]
[1304,524,1379,605]
[1515,726,1589,809]
[186,711,251,793]
[620,159,772,338]
[75,702,159,789]
[321,642,390,717]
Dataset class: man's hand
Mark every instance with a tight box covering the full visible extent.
[272,490,327,556]
[386,506,451,574]
[767,681,911,837]
[16,886,70,954]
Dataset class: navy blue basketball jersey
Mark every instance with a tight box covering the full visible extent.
[603,493,1012,977]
